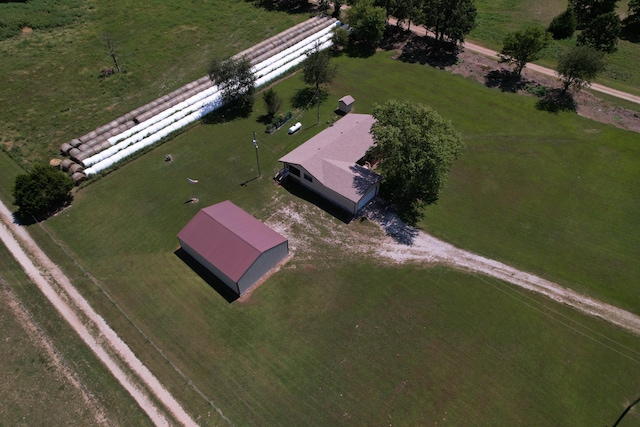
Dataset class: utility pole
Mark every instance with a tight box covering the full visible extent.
[253,131,261,177]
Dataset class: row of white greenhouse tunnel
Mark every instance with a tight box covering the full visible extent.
[59,16,342,183]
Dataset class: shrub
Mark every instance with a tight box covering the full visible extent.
[548,7,577,40]
[12,164,74,218]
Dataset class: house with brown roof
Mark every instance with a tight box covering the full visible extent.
[177,200,288,296]
[279,114,381,215]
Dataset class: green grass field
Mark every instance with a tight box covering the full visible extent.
[470,0,640,96]
[13,50,636,425]
[0,0,307,165]
[1,1,640,425]
[0,244,153,426]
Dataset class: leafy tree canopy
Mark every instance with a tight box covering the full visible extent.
[367,99,465,224]
[622,0,640,41]
[347,0,388,51]
[577,10,621,52]
[556,45,606,92]
[418,0,477,45]
[262,88,281,118]
[302,42,337,123]
[499,26,551,76]
[569,0,617,29]
[208,56,256,113]
[548,7,577,39]
[12,164,74,218]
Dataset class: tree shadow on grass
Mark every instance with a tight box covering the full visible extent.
[485,69,529,93]
[535,88,577,113]
[379,24,411,52]
[12,197,73,225]
[360,198,419,246]
[621,23,640,43]
[174,248,239,303]
[247,0,314,14]
[201,100,253,125]
[397,35,458,69]
[280,177,354,224]
[291,87,328,110]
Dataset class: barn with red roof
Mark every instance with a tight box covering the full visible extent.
[177,200,288,296]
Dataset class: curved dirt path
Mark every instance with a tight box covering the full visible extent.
[268,199,640,337]
[361,203,640,337]
[388,18,640,105]
[0,201,198,427]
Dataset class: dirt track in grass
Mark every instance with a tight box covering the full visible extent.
[0,200,198,427]
[266,198,640,337]
[386,18,640,134]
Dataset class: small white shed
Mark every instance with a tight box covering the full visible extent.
[338,95,355,114]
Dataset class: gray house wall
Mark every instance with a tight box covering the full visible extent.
[178,239,240,294]
[356,185,378,211]
[286,164,358,214]
[179,238,288,296]
[237,241,289,295]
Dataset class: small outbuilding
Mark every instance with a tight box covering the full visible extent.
[177,200,288,296]
[338,95,355,114]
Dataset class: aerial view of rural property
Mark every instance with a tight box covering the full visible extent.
[2,0,640,425]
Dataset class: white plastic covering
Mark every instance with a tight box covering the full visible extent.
[288,122,302,134]
[85,20,340,176]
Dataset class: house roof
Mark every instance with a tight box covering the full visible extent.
[279,114,381,203]
[339,95,354,105]
[177,200,287,283]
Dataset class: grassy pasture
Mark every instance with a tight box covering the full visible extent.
[0,0,306,165]
[20,50,640,425]
[0,244,153,426]
[470,0,640,96]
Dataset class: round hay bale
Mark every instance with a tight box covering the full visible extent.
[69,163,84,174]
[61,159,73,171]
[96,124,110,134]
[124,112,135,122]
[87,131,98,140]
[74,151,91,162]
[70,138,82,148]
[69,148,81,160]
[72,172,86,184]
[49,158,62,168]
[60,143,73,154]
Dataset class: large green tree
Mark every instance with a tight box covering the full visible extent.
[391,0,424,30]
[548,6,577,39]
[499,26,551,77]
[208,56,256,113]
[577,10,621,52]
[569,0,618,29]
[556,45,606,92]
[12,164,74,218]
[347,0,387,51]
[366,100,465,223]
[623,0,640,37]
[418,0,477,45]
[302,42,337,123]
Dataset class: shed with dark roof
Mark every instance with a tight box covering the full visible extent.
[177,200,288,296]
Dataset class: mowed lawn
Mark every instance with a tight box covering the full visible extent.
[0,245,152,426]
[19,50,640,425]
